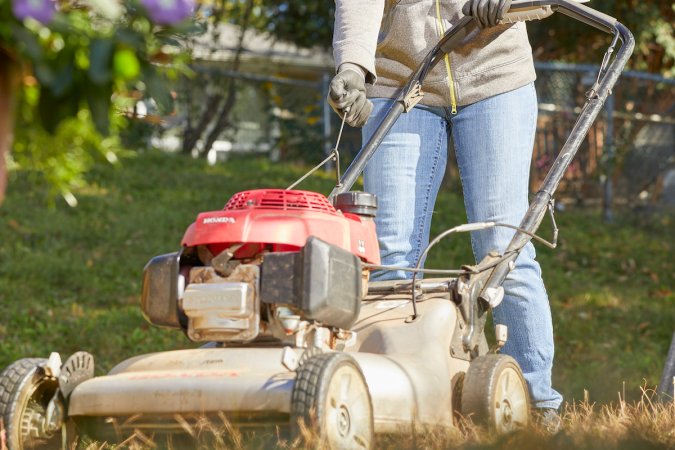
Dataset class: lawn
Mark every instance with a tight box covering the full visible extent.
[0,150,672,409]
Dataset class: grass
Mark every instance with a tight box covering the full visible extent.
[4,390,671,449]
[428,182,674,403]
[0,150,673,447]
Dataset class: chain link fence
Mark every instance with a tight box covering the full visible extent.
[177,67,334,164]
[177,63,674,212]
[532,62,675,215]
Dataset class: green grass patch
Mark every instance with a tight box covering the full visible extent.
[0,151,672,404]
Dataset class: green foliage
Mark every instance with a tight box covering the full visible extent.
[528,0,674,75]
[262,1,334,49]
[0,154,672,404]
[0,0,202,204]
[202,0,335,49]
[11,104,130,205]
[1,1,198,133]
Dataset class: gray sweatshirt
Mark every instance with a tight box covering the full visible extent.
[333,0,536,109]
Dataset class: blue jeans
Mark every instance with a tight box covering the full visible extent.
[362,83,562,409]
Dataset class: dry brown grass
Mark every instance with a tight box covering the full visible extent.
[375,395,675,450]
[62,390,673,450]
[1,391,673,450]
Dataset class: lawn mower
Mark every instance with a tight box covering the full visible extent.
[0,1,634,448]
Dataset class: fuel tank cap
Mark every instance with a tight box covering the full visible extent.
[333,191,377,218]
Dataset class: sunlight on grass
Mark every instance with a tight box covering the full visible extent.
[0,151,672,406]
[7,391,667,449]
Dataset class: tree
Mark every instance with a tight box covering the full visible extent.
[0,0,199,205]
[180,0,334,157]
[180,0,258,156]
[529,0,673,75]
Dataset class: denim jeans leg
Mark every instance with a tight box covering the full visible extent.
[451,83,562,409]
[363,98,448,281]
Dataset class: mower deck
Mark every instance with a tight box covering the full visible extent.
[69,288,468,434]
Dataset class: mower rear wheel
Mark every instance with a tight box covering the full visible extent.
[0,358,66,450]
[291,353,373,449]
[461,354,530,433]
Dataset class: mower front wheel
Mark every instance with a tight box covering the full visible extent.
[291,353,373,450]
[461,354,530,433]
[0,358,67,450]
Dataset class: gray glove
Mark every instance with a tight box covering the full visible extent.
[327,66,373,128]
[462,0,512,28]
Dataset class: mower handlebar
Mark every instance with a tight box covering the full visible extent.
[501,0,618,33]
[499,4,554,23]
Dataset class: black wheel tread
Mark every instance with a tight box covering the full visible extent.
[0,358,49,449]
[290,352,340,427]
[461,354,528,428]
[290,352,373,448]
[0,358,48,418]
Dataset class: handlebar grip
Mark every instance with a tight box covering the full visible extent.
[497,0,618,33]
[498,5,554,23]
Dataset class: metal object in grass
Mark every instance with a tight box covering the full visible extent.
[658,332,675,402]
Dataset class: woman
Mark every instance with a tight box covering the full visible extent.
[328,0,563,428]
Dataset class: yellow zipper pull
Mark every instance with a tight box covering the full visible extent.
[436,0,459,115]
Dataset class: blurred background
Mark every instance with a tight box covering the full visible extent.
[0,0,673,404]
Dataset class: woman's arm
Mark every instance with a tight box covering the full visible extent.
[332,0,385,84]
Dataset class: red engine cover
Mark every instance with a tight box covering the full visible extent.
[181,189,380,264]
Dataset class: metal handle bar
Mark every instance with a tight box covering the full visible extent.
[501,0,617,33]
[499,4,555,23]
[480,25,634,298]
[328,0,633,202]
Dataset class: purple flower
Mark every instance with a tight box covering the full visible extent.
[141,0,194,25]
[12,0,56,24]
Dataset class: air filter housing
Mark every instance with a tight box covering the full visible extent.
[261,237,362,330]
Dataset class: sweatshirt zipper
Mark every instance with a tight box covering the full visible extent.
[435,0,458,114]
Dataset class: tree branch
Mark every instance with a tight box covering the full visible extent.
[201,0,257,156]
[183,0,257,157]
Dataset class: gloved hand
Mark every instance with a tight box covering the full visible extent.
[327,65,373,128]
[462,0,512,28]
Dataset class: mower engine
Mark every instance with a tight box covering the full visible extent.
[141,189,379,347]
